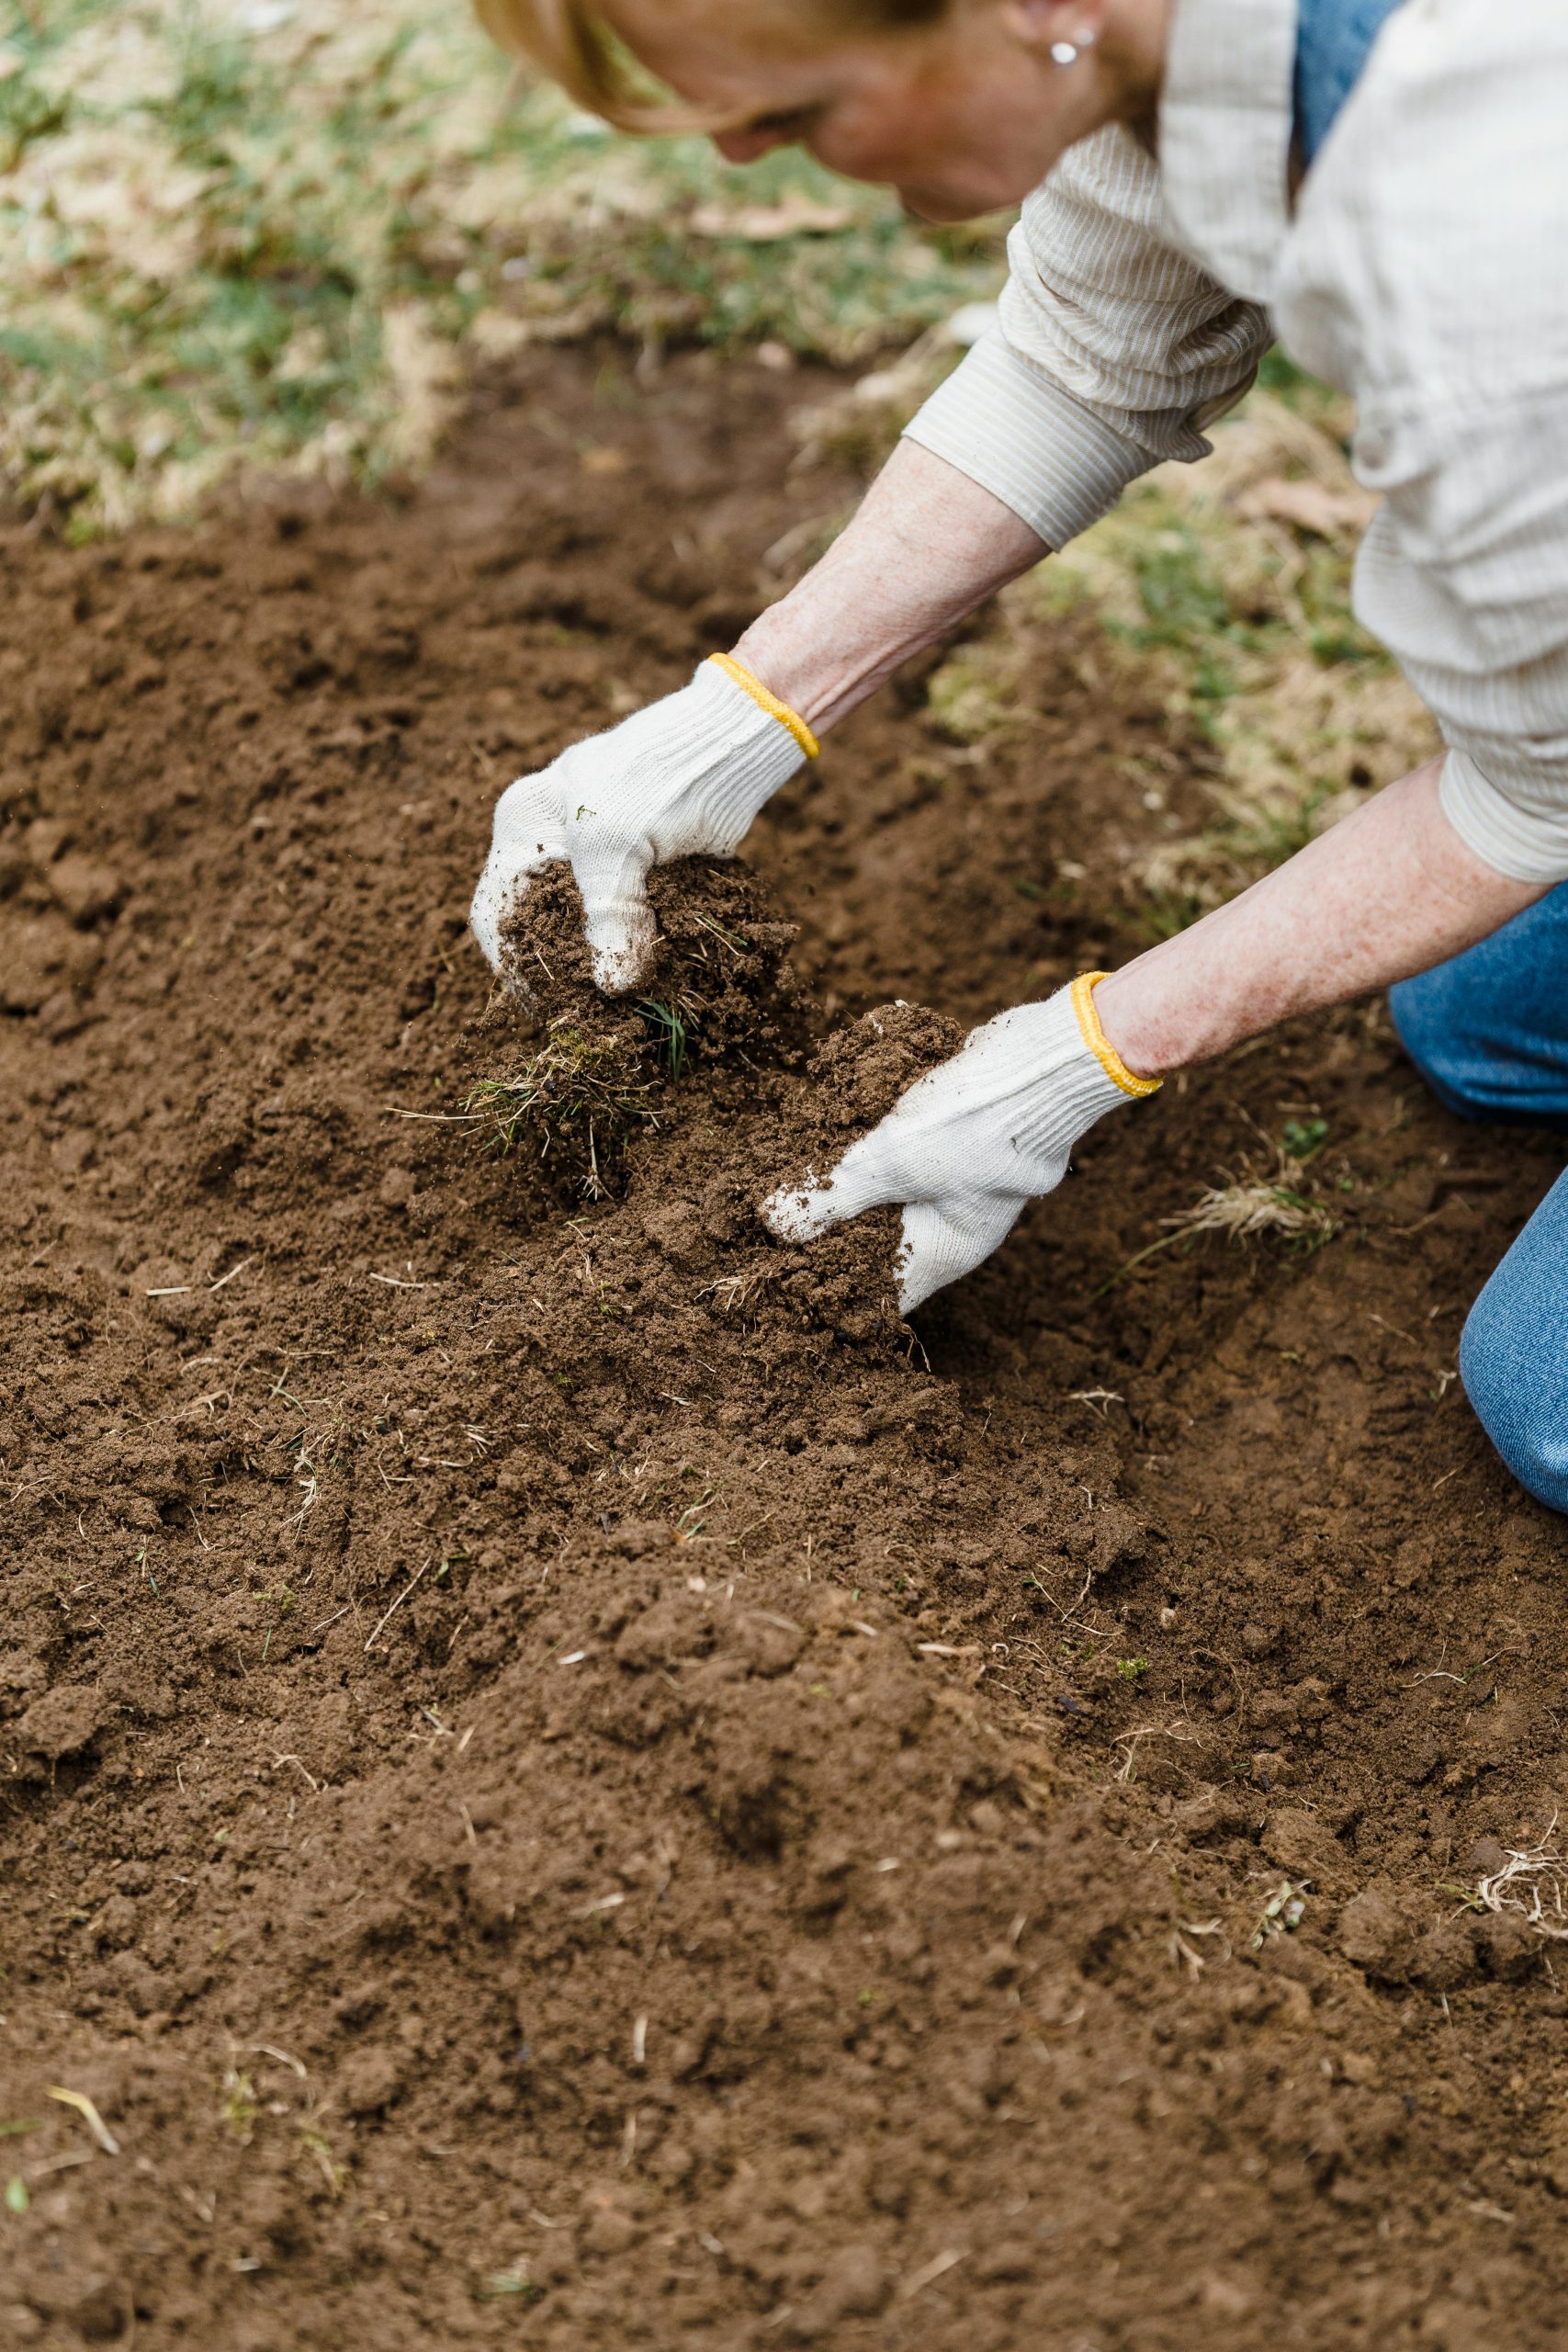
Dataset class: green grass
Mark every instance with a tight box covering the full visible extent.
[0,0,1005,534]
[637,997,691,1082]
[475,2269,543,2303]
[461,1024,658,1195]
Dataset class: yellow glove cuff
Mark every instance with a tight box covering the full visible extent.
[705,652,819,761]
[1071,971,1162,1099]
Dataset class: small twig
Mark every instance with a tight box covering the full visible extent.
[364,1559,433,1653]
[901,2249,967,2300]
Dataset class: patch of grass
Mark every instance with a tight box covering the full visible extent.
[475,2269,543,2303]
[299,2125,347,2197]
[1098,1139,1339,1295]
[924,636,1027,745]
[1133,888,1212,944]
[1250,1879,1308,1951]
[1165,1174,1337,1249]
[1281,1117,1328,1162]
[1012,390,1438,924]
[462,1021,659,1196]
[1115,525,1251,717]
[220,2067,258,2144]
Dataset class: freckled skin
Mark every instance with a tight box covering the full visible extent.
[597,0,1542,1076]
[1091,763,1541,1077]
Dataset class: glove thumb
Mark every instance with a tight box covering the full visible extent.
[760,1133,893,1244]
[896,1193,1025,1314]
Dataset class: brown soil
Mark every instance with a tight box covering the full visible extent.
[4,344,1568,2352]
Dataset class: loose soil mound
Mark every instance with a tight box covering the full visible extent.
[4,345,1567,2352]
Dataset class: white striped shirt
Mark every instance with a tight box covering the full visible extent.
[904,0,1568,884]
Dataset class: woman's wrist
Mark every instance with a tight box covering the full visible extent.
[730,438,1047,738]
[1085,964,1183,1080]
[728,610,871,736]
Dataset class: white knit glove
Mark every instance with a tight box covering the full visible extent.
[761,976,1160,1312]
[471,655,816,993]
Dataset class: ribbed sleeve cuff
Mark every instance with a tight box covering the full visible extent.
[901,327,1153,553]
[1438,749,1568,887]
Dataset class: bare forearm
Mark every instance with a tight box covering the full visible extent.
[731,440,1046,734]
[1095,760,1544,1077]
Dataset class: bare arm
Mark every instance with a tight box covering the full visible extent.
[1094,759,1545,1077]
[731,439,1047,734]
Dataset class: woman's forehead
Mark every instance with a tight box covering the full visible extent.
[604,0,904,74]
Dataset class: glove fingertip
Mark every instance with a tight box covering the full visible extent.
[759,1182,829,1242]
[470,861,524,975]
[894,1196,1022,1316]
[582,900,657,996]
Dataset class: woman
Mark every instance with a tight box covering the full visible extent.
[469,0,1568,1510]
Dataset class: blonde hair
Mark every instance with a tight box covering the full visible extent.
[475,0,944,130]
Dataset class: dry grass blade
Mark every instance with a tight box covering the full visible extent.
[1098,1146,1337,1295]
[697,1268,771,1315]
[47,2086,119,2155]
[1163,1172,1337,1244]
[1476,1819,1568,1940]
[461,1023,658,1197]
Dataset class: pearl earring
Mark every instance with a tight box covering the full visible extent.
[1051,28,1096,65]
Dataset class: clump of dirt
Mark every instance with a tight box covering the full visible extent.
[486,850,961,1320]
[5,344,1568,2352]
[458,1012,660,1201]
[500,854,807,1065]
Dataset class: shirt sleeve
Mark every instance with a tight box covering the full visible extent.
[1269,0,1568,882]
[1351,390,1568,886]
[902,124,1273,550]
[1439,750,1568,885]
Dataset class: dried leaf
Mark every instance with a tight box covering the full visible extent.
[1235,474,1379,539]
[688,197,855,241]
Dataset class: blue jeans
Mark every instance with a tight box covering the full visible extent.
[1390,887,1568,1513]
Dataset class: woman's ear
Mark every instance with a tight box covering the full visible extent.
[998,0,1112,58]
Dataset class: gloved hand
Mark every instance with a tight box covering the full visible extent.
[761,974,1160,1312]
[470,653,817,993]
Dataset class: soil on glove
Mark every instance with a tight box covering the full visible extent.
[499,854,807,1054]
[4,343,1568,2352]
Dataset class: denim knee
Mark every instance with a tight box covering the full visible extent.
[1461,1280,1568,1514]
[1389,891,1568,1131]
[1388,969,1489,1120]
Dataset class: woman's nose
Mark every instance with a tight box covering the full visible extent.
[712,127,787,164]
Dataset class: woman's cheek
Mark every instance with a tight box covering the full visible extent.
[812,124,910,186]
